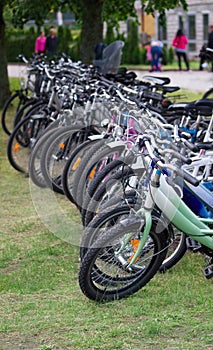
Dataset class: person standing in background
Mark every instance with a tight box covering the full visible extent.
[150,40,163,72]
[172,29,190,71]
[34,31,46,55]
[199,44,207,71]
[45,28,59,57]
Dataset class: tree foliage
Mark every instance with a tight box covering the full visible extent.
[0,0,15,107]
[0,0,188,107]
[10,0,188,62]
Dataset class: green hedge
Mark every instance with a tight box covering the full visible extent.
[5,25,174,66]
[5,26,80,62]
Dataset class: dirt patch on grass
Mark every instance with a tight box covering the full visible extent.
[0,332,65,350]
[0,333,39,350]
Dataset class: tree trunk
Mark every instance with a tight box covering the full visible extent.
[0,4,10,108]
[80,0,103,64]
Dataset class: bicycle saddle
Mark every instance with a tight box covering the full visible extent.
[142,75,170,85]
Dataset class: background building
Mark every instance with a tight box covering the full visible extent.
[134,1,213,57]
[157,1,213,57]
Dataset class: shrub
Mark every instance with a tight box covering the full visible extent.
[168,46,174,64]
[123,20,141,64]
[105,24,116,44]
[6,27,37,61]
[162,46,168,65]
[5,26,76,62]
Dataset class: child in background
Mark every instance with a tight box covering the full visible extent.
[150,40,163,72]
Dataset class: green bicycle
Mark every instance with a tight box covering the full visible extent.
[78,133,213,302]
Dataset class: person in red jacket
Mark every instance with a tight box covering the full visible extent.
[34,31,46,55]
[172,29,190,71]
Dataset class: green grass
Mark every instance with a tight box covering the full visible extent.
[125,59,201,71]
[0,87,212,349]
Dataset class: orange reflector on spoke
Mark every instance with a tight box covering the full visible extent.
[59,143,65,149]
[127,239,140,263]
[89,167,96,179]
[14,143,19,152]
[72,157,81,171]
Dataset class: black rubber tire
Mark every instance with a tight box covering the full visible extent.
[202,87,213,99]
[159,231,187,272]
[29,120,89,189]
[78,216,169,302]
[70,139,107,204]
[80,200,140,259]
[81,158,135,225]
[73,141,127,210]
[83,167,143,227]
[7,113,50,174]
[62,139,101,204]
[29,127,60,188]
[1,92,33,136]
[39,125,85,194]
[13,98,39,128]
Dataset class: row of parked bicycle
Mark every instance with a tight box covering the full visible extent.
[2,53,213,302]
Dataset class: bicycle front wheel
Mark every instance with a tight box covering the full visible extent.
[79,217,169,302]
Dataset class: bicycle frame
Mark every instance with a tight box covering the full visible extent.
[119,162,213,268]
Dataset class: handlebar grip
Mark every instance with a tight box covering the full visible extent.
[181,155,192,165]
[180,169,200,186]
[182,139,199,152]
[170,150,192,165]
[195,141,213,150]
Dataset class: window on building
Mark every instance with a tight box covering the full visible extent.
[187,14,196,51]
[203,13,209,43]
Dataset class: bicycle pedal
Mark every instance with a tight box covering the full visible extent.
[186,237,202,252]
[203,264,213,279]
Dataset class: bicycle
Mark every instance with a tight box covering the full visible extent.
[1,54,41,135]
[78,131,213,302]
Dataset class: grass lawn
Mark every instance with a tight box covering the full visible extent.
[0,82,212,349]
[124,59,202,71]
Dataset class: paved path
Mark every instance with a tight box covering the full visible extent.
[8,64,213,94]
[134,70,213,94]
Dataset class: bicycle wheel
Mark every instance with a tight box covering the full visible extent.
[1,91,32,136]
[78,216,169,302]
[62,139,102,204]
[83,166,145,227]
[7,113,50,174]
[40,125,90,194]
[81,160,136,225]
[159,230,187,272]
[29,127,60,188]
[202,87,213,99]
[13,98,43,127]
[29,120,86,189]
[80,200,141,259]
[69,139,107,204]
[73,141,127,210]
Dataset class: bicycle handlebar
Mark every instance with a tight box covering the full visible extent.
[143,138,200,186]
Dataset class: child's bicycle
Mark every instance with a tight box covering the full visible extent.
[78,131,213,302]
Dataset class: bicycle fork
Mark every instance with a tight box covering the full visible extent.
[115,193,154,270]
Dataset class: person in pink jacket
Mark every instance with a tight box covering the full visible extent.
[35,31,46,55]
[172,29,190,71]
